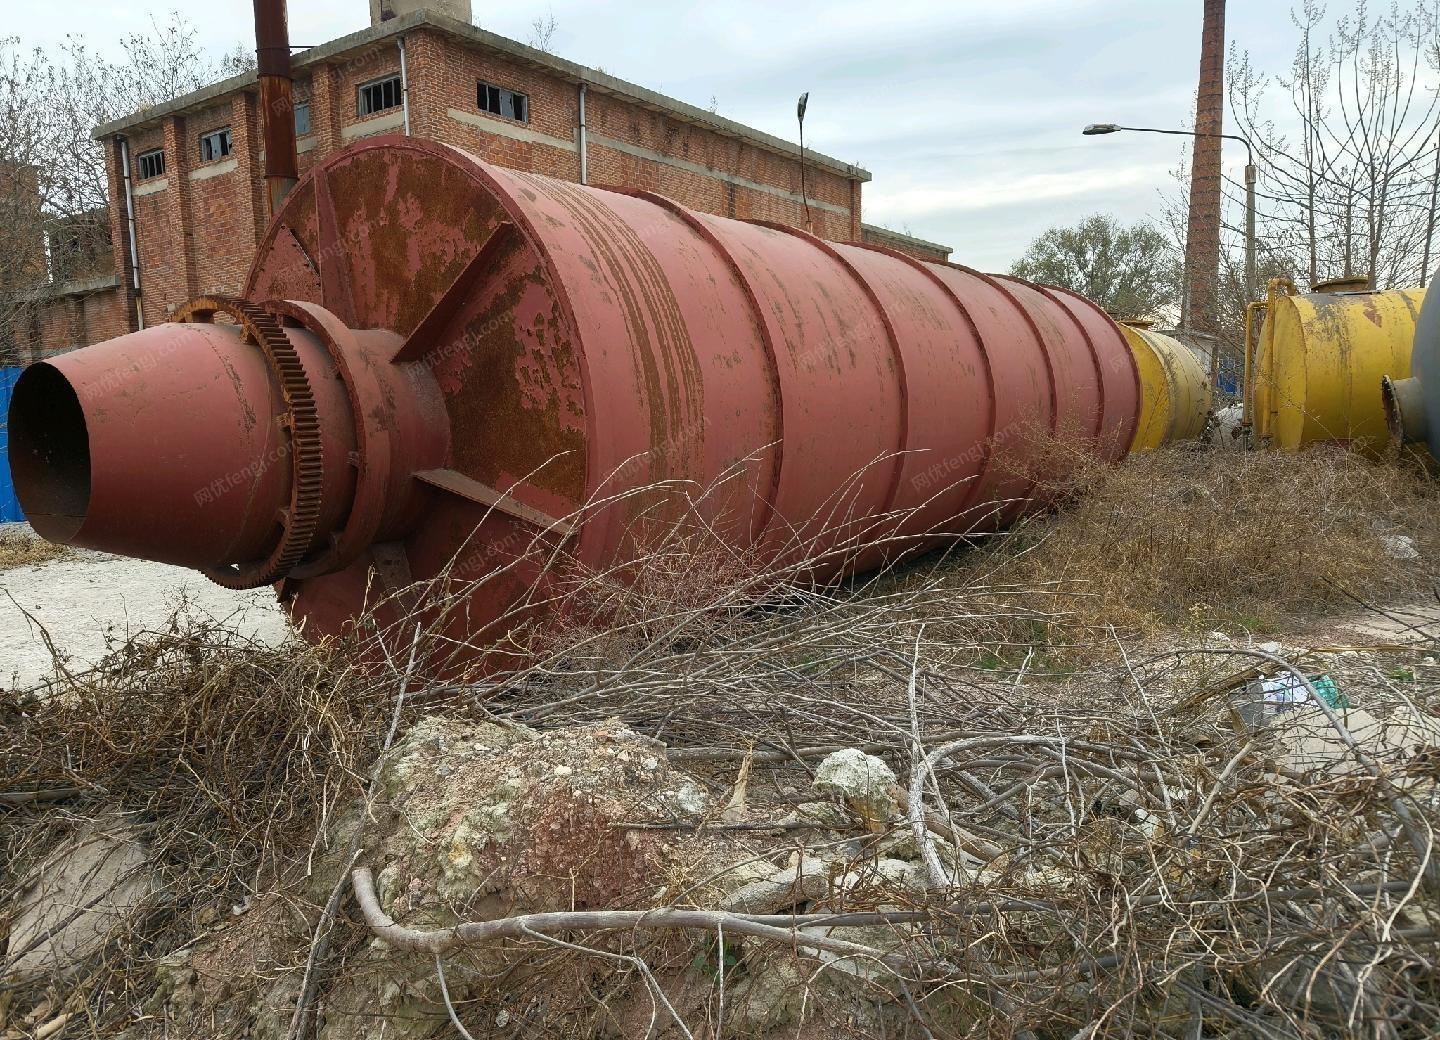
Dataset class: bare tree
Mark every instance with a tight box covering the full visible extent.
[1229,1,1440,291]
[527,11,559,53]
[0,15,239,363]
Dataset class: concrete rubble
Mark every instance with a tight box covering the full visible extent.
[92,717,961,1040]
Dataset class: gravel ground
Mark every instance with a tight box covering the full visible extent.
[2,544,291,690]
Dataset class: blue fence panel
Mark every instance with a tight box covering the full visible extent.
[0,366,23,523]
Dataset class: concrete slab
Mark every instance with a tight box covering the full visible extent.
[1,548,291,690]
[4,822,159,982]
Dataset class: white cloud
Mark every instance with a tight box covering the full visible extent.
[866,161,1177,220]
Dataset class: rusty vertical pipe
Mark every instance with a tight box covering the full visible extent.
[254,0,299,215]
[1185,0,1225,357]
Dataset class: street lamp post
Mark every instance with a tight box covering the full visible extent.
[1082,123,1257,364]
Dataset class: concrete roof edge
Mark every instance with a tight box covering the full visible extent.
[94,68,260,140]
[10,272,121,303]
[861,223,952,256]
[91,11,873,182]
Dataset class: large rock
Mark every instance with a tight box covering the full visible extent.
[812,748,898,829]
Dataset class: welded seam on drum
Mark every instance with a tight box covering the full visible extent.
[746,221,911,526]
[944,263,1060,439]
[850,242,1000,521]
[846,241,996,518]
[1050,285,1143,452]
[1017,279,1107,445]
[539,179,702,491]
[609,188,786,543]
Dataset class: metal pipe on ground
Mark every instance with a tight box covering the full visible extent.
[8,136,1150,671]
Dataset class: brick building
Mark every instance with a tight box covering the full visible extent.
[24,1,950,355]
[0,161,132,364]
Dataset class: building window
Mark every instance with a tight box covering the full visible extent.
[358,75,402,117]
[136,149,165,179]
[199,127,232,163]
[294,101,312,137]
[477,81,528,122]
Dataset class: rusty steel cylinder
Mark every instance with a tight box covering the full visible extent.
[9,136,1141,664]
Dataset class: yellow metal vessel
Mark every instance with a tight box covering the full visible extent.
[1247,279,1424,453]
[1119,323,1212,451]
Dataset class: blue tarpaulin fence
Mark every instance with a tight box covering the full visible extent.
[1,366,23,522]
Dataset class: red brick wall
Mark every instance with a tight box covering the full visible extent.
[183,98,260,299]
[408,31,580,181]
[102,28,867,333]
[11,285,130,361]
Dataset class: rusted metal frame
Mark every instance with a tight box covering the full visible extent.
[391,221,519,364]
[745,219,912,525]
[171,295,323,589]
[608,188,786,544]
[415,468,575,540]
[313,169,359,327]
[368,539,421,618]
[850,241,999,520]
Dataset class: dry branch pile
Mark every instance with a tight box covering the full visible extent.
[2,447,1439,1039]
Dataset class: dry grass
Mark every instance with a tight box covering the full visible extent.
[0,527,68,570]
[0,617,396,1035]
[937,444,1440,646]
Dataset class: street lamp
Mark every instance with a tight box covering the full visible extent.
[1082,123,1258,327]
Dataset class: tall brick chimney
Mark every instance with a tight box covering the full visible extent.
[1184,0,1225,338]
[370,0,471,25]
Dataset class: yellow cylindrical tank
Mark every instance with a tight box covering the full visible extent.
[1119,323,1212,451]
[1251,282,1424,454]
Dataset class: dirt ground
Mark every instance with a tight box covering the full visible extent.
[0,530,290,689]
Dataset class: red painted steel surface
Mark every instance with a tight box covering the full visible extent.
[8,136,1141,668]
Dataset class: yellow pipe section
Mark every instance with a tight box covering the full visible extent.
[1119,323,1212,451]
[1241,298,1270,435]
[1251,282,1425,454]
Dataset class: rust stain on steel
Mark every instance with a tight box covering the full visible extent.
[614,189,783,544]
[441,243,587,507]
[537,175,703,483]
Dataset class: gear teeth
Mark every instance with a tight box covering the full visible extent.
[171,295,326,590]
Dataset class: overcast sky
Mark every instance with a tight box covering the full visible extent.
[15,1,1308,271]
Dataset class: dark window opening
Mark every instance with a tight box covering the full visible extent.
[294,101,312,137]
[477,80,528,123]
[136,149,165,179]
[358,75,402,117]
[199,127,232,163]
